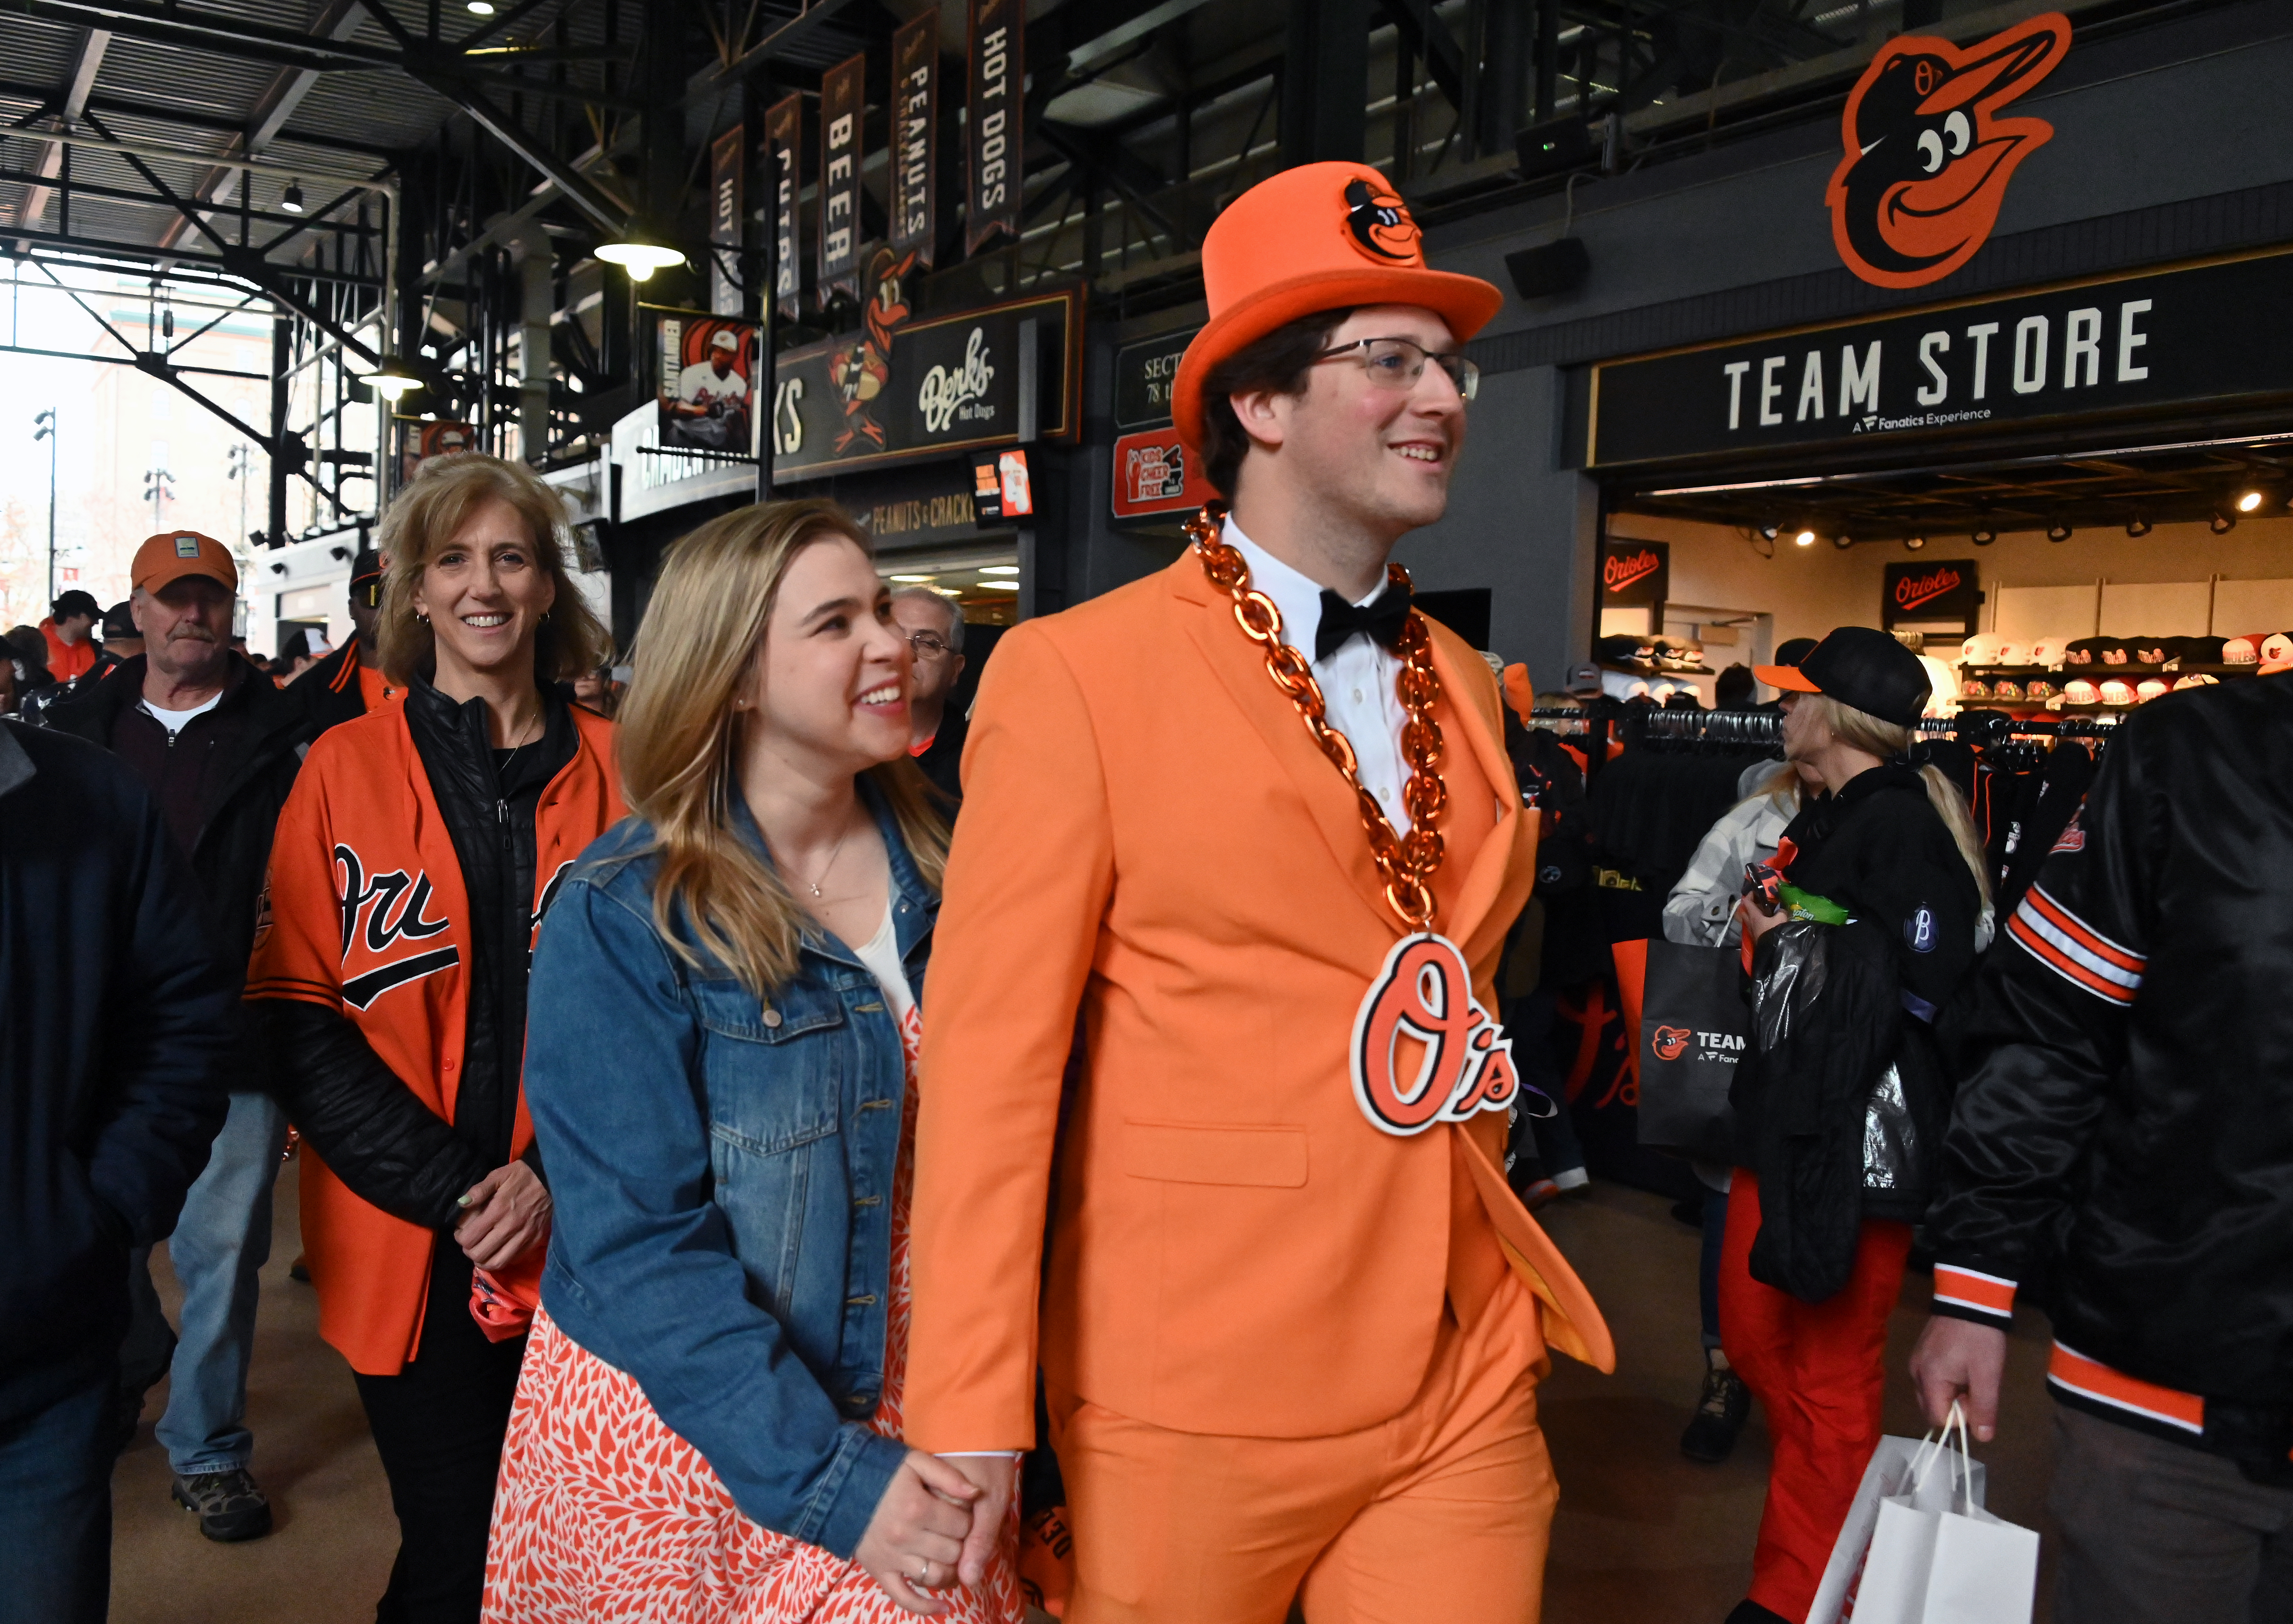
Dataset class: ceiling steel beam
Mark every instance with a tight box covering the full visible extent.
[159,0,369,253]
[15,25,109,228]
[0,0,643,111]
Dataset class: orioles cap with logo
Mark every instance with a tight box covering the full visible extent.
[1171,161,1505,455]
[1754,625,1931,726]
[132,529,238,596]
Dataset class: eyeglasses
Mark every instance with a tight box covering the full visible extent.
[906,631,953,659]
[1313,336,1479,402]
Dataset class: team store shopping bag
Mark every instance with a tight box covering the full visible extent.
[1809,1404,2038,1624]
[1634,938,1746,1164]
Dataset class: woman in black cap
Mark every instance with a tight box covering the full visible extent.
[1717,626,1991,1624]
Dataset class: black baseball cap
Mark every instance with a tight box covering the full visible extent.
[1755,626,1931,726]
[1773,636,1819,666]
[99,601,136,638]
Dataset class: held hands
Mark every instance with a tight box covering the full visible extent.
[454,1161,552,1271]
[855,1450,984,1617]
[1910,1316,2008,1443]
[939,1453,1018,1590]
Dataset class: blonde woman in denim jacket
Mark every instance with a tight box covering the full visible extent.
[485,501,1022,1624]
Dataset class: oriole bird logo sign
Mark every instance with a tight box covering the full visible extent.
[1827,13,2071,289]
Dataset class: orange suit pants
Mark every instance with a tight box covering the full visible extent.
[1047,1271,1556,1624]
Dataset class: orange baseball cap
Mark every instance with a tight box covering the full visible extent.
[133,530,238,595]
[1171,161,1506,455]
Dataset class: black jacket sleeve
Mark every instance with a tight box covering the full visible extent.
[1925,733,2154,1326]
[89,793,237,1246]
[253,1000,492,1231]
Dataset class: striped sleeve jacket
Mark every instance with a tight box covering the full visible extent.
[1927,673,2293,1449]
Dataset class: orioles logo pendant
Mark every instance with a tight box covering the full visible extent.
[1350,933,1526,1136]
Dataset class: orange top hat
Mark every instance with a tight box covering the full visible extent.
[132,529,238,596]
[1172,161,1505,455]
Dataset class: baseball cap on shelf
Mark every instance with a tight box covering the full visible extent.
[132,530,237,596]
[2064,678,2099,705]
[1563,661,1604,695]
[1960,633,2003,666]
[2136,678,2169,701]
[2027,637,2067,669]
[1171,161,1504,455]
[2100,680,2136,706]
[1993,640,2029,668]
[2262,632,2293,666]
[2223,636,2259,665]
[1752,625,1932,727]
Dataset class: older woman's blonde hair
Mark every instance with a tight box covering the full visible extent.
[374,452,611,686]
[615,498,950,998]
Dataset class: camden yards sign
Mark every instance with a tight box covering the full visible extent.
[769,288,1079,480]
[1589,250,2293,468]
[1883,560,1980,631]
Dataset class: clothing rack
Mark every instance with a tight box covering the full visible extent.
[1624,707,1784,749]
[1917,710,2121,745]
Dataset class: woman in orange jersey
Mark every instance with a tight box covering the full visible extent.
[482,501,1020,1624]
[248,453,622,1624]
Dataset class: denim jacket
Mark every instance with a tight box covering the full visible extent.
[521,782,933,1559]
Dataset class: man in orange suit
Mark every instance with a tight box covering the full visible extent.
[905,161,1613,1624]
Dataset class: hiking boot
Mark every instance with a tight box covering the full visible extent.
[172,1468,274,1542]
[1680,1362,1752,1464]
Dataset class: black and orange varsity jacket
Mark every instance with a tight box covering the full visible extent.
[1929,672,2293,1478]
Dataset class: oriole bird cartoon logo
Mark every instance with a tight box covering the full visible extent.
[1342,176,1420,263]
[1651,1025,1694,1063]
[1827,12,2071,289]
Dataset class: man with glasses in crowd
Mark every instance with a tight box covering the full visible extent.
[904,161,1610,1624]
[297,548,399,735]
[889,586,968,803]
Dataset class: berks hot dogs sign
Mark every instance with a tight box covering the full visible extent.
[1589,249,2293,468]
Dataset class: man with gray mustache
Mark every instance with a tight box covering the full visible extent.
[48,531,310,1543]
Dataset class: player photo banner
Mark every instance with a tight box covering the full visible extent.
[964,0,1022,254]
[767,93,804,322]
[819,54,866,305]
[651,308,758,456]
[890,13,938,266]
[398,419,476,487]
[709,126,745,317]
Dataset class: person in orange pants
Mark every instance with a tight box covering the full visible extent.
[1721,1170,1914,1622]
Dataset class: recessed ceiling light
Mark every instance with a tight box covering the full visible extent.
[1794,529,1816,548]
[2212,510,2238,535]
[1972,527,1996,546]
[1831,533,1854,550]
[2237,488,2265,513]
[2126,515,2152,537]
[2047,521,2072,542]
[1904,535,1926,550]
[888,573,935,582]
[978,565,1021,575]
[467,1,496,13]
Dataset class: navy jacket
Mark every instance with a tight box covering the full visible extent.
[523,783,932,1559]
[0,720,235,1421]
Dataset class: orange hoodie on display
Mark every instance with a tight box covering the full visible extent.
[246,702,623,1375]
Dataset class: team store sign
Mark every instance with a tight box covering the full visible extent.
[1589,249,2293,467]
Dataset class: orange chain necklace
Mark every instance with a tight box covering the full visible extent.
[1184,500,1449,930]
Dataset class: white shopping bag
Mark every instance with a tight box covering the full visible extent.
[1830,1404,2040,1624]
[1807,1413,1987,1624]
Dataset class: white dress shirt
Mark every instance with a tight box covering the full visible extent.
[1225,516,1412,835]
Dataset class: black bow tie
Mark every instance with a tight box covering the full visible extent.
[1314,583,1413,661]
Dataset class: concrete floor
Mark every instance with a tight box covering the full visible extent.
[109,1165,2062,1623]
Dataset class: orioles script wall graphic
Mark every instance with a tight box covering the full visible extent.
[1883,559,1980,630]
[1828,13,2071,290]
[1599,538,1669,608]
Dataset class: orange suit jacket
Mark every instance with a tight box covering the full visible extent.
[905,549,1614,1450]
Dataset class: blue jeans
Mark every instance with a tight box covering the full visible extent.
[0,1368,112,1623]
[124,1089,287,1476]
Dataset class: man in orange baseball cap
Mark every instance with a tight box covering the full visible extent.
[48,529,308,1544]
[907,161,1609,1624]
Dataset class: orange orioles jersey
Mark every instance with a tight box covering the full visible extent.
[246,702,624,1374]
